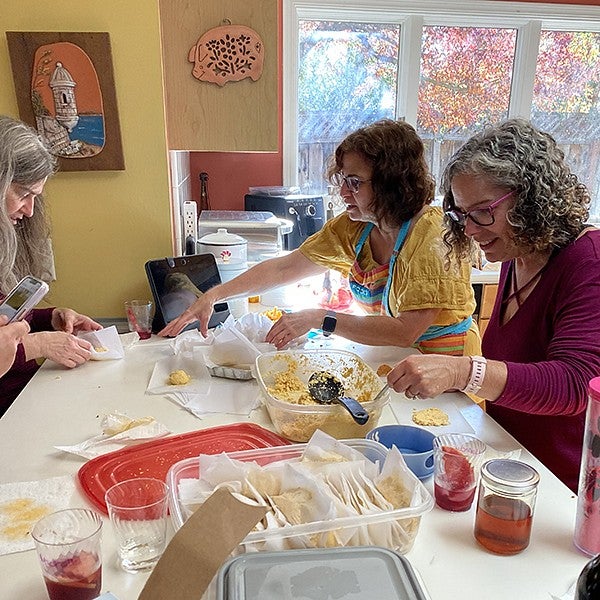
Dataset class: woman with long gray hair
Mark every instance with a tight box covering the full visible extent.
[0,115,101,416]
[385,118,600,492]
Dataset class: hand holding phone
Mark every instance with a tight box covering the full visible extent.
[0,276,49,323]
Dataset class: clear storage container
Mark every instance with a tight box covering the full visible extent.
[254,350,390,442]
[167,439,433,556]
[217,547,430,600]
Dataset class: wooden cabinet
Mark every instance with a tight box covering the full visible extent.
[477,284,498,336]
[158,0,278,151]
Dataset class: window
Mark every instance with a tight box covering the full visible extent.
[284,1,600,218]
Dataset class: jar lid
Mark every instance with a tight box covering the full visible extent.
[589,377,600,401]
[199,228,247,245]
[481,459,540,493]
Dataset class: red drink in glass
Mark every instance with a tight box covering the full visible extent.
[44,567,101,600]
[43,552,101,600]
[434,480,476,511]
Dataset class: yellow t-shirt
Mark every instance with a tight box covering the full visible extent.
[299,207,480,355]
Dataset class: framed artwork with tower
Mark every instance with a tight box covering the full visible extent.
[6,31,124,171]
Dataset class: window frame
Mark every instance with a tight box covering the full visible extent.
[283,0,600,187]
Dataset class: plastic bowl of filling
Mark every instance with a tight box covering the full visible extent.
[366,424,435,480]
[254,350,390,442]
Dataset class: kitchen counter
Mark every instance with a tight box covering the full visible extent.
[471,266,501,285]
[0,335,587,599]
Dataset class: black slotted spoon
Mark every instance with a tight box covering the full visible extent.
[307,371,369,425]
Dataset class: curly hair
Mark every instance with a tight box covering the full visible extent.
[0,115,57,292]
[441,118,590,260]
[327,119,435,226]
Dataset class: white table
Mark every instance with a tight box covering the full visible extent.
[0,335,589,600]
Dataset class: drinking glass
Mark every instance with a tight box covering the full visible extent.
[433,433,486,511]
[124,300,153,339]
[31,508,103,600]
[105,477,169,572]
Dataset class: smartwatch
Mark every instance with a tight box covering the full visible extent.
[321,310,337,337]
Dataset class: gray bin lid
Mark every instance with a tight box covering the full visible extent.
[217,546,428,600]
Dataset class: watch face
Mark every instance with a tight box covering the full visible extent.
[322,314,337,336]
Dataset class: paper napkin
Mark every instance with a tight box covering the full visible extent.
[55,412,171,459]
[0,475,77,555]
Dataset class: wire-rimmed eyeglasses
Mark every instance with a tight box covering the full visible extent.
[331,172,371,194]
[445,190,515,227]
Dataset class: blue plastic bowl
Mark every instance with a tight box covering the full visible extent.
[366,424,435,480]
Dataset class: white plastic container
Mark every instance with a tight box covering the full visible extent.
[167,439,433,556]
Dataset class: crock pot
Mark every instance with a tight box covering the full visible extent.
[198,228,248,264]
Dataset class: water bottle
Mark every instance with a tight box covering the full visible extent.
[574,377,600,557]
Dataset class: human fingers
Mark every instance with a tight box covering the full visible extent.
[59,336,92,367]
[265,321,294,350]
[159,310,199,337]
[52,307,80,333]
[0,315,9,326]
[72,314,103,333]
[11,320,30,338]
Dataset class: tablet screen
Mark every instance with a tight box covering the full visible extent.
[145,254,230,333]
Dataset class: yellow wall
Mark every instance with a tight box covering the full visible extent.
[0,0,172,317]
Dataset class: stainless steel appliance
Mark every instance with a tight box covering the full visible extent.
[197,210,293,263]
[244,193,325,249]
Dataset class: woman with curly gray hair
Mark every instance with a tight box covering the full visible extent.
[0,115,101,416]
[386,118,600,492]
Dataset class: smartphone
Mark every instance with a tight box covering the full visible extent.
[0,276,49,323]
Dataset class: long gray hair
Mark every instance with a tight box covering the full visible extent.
[0,116,57,292]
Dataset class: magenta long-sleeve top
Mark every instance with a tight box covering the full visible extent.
[0,306,55,417]
[483,230,600,492]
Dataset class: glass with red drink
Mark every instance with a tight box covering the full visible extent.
[31,508,103,600]
[433,433,486,511]
[124,300,153,340]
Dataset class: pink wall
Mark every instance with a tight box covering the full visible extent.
[189,151,283,210]
[189,0,594,211]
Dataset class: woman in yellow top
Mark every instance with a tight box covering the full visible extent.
[160,119,480,357]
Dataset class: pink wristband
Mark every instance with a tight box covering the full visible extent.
[462,355,487,395]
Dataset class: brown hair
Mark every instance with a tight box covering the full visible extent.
[327,119,435,226]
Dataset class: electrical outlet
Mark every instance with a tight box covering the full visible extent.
[183,201,198,240]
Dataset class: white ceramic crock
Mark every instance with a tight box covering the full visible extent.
[197,228,248,264]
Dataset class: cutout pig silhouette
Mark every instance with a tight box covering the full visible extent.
[188,25,264,86]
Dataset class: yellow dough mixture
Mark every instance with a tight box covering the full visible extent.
[412,407,449,426]
[168,369,191,386]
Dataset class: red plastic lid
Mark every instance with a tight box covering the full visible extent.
[77,423,291,513]
[589,377,600,401]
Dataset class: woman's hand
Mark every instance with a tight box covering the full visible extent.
[387,354,471,399]
[51,308,102,334]
[24,331,93,368]
[159,291,217,338]
[0,316,30,377]
[265,309,322,349]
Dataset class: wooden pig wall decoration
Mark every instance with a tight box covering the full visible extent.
[188,24,264,86]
